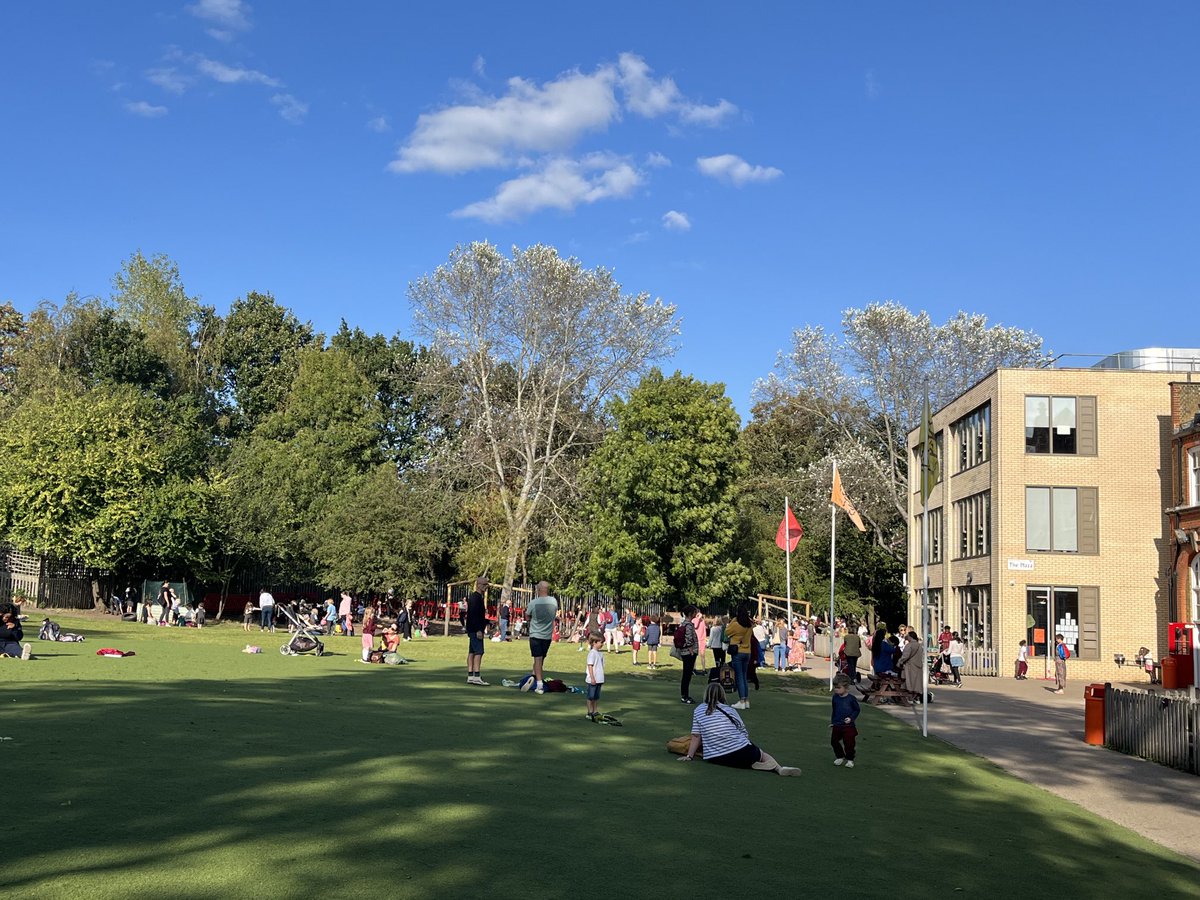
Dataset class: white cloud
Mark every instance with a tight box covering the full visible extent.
[188,0,251,39]
[271,93,308,124]
[390,68,620,173]
[453,154,642,222]
[696,153,783,186]
[624,231,650,244]
[146,67,190,94]
[645,151,671,168]
[662,210,691,231]
[126,100,168,118]
[473,55,486,77]
[865,69,880,100]
[616,53,737,126]
[195,55,280,87]
[367,115,389,133]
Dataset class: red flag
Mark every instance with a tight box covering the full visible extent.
[775,506,802,552]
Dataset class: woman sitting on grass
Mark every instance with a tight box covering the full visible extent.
[676,683,800,776]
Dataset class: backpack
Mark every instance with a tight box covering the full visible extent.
[718,664,735,690]
[673,624,689,649]
[39,619,61,641]
[1059,644,1071,660]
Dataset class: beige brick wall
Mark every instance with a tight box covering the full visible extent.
[908,367,1180,683]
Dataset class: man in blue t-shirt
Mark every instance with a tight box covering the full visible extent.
[526,581,559,693]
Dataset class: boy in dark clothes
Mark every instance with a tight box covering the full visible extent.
[830,673,861,768]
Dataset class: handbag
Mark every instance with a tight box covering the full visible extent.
[666,734,691,755]
[669,646,682,659]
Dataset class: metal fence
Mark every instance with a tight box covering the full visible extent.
[0,545,101,610]
[1105,685,1199,775]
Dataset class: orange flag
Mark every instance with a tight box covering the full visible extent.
[832,466,867,532]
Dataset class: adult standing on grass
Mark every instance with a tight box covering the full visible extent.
[397,600,412,642]
[258,588,275,633]
[842,622,862,683]
[1053,634,1068,694]
[339,591,354,637]
[708,615,727,671]
[157,582,175,626]
[527,581,558,693]
[724,604,754,709]
[676,683,800,775]
[677,604,699,704]
[693,610,708,674]
[465,577,489,686]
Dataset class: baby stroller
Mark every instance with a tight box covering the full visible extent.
[278,604,325,657]
[928,652,954,686]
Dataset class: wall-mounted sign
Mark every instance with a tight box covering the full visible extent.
[1007,559,1034,571]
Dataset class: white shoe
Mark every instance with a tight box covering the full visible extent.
[731,700,748,710]
[20,642,32,661]
[777,766,802,777]
[833,758,844,766]
[475,677,490,686]
[466,676,479,684]
[845,760,855,769]
[534,683,544,694]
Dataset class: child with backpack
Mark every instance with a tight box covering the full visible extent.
[1053,634,1070,693]
[645,616,662,669]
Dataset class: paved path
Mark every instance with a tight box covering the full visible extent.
[810,657,1200,864]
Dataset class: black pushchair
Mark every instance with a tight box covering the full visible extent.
[278,604,325,657]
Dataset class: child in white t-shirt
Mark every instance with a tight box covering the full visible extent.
[585,633,605,721]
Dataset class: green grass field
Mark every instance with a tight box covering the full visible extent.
[3,614,1197,899]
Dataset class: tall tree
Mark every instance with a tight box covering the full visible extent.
[409,242,678,602]
[759,302,1048,558]
[584,370,749,607]
[219,291,317,433]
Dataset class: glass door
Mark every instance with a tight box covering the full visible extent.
[1026,587,1050,658]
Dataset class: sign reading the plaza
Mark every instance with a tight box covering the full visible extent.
[1007,559,1035,571]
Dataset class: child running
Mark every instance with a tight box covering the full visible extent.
[585,633,605,721]
[830,674,861,768]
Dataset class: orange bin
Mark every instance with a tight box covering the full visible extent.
[1161,655,1179,690]
[1083,683,1106,746]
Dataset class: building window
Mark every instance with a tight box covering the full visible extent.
[1026,585,1099,660]
[1191,556,1200,621]
[956,585,993,650]
[1025,486,1099,554]
[914,509,942,563]
[955,492,990,558]
[1189,447,1200,506]
[1026,396,1097,455]
[952,404,990,473]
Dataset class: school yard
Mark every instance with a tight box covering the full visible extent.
[4,615,1198,899]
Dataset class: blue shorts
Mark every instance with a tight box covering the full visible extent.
[647,643,660,650]
[468,634,484,655]
[586,683,602,701]
[529,637,551,659]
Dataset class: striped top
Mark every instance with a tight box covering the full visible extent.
[691,703,751,760]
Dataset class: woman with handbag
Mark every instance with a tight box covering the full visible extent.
[676,682,800,776]
[675,605,700,704]
[724,604,754,709]
[948,632,966,687]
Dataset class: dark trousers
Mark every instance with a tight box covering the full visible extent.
[712,647,727,668]
[846,654,861,682]
[831,724,858,760]
[681,653,696,699]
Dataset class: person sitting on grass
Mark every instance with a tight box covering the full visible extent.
[0,606,32,660]
[676,683,800,776]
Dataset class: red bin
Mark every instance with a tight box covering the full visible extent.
[1083,683,1106,746]
[1161,655,1180,690]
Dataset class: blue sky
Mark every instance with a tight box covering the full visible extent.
[1,1,1197,416]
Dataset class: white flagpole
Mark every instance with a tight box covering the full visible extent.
[829,462,838,692]
[784,496,793,628]
[921,425,931,738]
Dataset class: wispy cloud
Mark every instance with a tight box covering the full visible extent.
[367,115,389,133]
[624,230,650,244]
[662,210,691,231]
[126,100,168,118]
[697,153,783,186]
[146,67,190,94]
[188,0,252,40]
[195,55,280,87]
[865,69,880,100]
[616,53,737,126]
[271,93,308,124]
[473,55,486,77]
[645,151,671,168]
[453,154,642,222]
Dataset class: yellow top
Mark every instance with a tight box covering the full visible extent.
[725,620,753,655]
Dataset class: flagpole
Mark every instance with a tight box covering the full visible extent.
[921,411,931,739]
[784,496,793,627]
[829,463,838,692]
